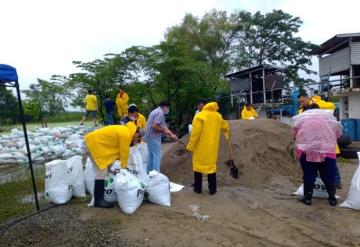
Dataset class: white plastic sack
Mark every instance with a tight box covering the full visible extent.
[170,182,184,192]
[137,142,148,169]
[127,146,149,184]
[340,152,360,210]
[45,160,73,204]
[85,157,117,203]
[294,177,339,199]
[146,170,171,206]
[114,169,145,214]
[66,155,86,197]
[84,157,96,195]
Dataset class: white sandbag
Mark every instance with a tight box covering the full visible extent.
[340,152,360,210]
[45,160,73,204]
[114,169,145,214]
[137,142,148,168]
[84,157,117,202]
[84,157,96,195]
[146,170,171,206]
[294,177,339,199]
[127,146,149,184]
[111,160,121,173]
[66,155,86,197]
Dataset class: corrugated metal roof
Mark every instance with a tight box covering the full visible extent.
[312,33,360,55]
[225,64,286,78]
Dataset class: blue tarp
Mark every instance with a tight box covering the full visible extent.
[0,64,18,83]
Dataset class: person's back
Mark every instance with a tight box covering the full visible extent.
[85,94,97,111]
[104,98,115,113]
[292,109,340,156]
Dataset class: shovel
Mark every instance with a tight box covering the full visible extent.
[225,139,239,179]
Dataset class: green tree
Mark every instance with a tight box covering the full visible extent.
[231,10,318,84]
[23,78,69,121]
[0,87,19,124]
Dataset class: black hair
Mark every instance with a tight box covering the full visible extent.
[159,101,170,107]
[198,98,208,105]
[303,103,320,111]
[245,102,252,107]
[88,89,93,94]
[128,105,139,113]
[105,94,110,98]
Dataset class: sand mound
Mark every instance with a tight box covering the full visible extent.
[162,119,301,187]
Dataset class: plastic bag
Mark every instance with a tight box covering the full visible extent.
[66,155,86,197]
[137,142,148,169]
[340,152,360,210]
[127,146,149,185]
[146,170,171,206]
[45,160,73,204]
[114,169,145,214]
[294,177,339,199]
[84,157,96,195]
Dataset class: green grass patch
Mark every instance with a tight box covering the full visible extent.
[0,167,47,224]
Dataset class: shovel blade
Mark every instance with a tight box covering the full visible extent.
[230,166,239,179]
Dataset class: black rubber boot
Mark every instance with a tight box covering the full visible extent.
[325,183,338,206]
[208,173,217,195]
[94,180,113,208]
[300,183,313,205]
[193,172,202,194]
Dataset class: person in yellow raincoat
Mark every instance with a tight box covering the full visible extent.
[84,122,143,208]
[126,104,147,129]
[241,103,258,120]
[297,94,342,188]
[116,87,129,118]
[80,90,98,127]
[186,102,230,195]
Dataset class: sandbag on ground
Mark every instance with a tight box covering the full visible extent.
[340,152,360,210]
[114,169,145,214]
[66,155,86,198]
[146,170,171,206]
[45,160,73,204]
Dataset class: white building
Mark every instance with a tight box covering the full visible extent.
[313,33,360,120]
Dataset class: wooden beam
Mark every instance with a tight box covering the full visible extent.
[262,69,266,103]
[249,72,253,104]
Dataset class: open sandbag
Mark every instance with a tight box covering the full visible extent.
[127,146,149,185]
[340,152,360,210]
[45,160,73,204]
[66,155,86,197]
[294,177,340,199]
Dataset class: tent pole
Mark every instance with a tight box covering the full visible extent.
[15,81,40,211]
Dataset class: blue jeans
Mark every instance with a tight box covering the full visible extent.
[146,138,162,173]
[334,163,341,183]
[300,154,337,185]
[106,111,114,125]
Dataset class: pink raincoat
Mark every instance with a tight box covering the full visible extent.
[291,109,341,162]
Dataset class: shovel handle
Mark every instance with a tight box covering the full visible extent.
[225,138,234,161]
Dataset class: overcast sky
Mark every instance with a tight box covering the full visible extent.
[1,0,359,90]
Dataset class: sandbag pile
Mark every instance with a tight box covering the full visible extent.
[0,126,93,164]
[85,143,171,214]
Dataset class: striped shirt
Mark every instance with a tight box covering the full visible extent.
[145,107,166,142]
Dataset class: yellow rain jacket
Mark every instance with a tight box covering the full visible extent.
[84,122,137,170]
[116,92,129,118]
[84,94,97,111]
[136,113,147,129]
[186,102,230,174]
[241,106,258,120]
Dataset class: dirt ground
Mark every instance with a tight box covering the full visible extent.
[1,119,360,247]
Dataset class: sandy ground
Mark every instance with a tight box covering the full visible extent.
[1,120,360,246]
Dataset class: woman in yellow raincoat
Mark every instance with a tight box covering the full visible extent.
[84,122,142,208]
[116,87,129,118]
[186,102,230,195]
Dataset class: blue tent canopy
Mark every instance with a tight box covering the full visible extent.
[0,64,18,83]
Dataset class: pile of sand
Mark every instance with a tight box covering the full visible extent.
[162,119,301,187]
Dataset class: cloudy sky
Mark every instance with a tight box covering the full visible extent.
[1,0,359,90]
